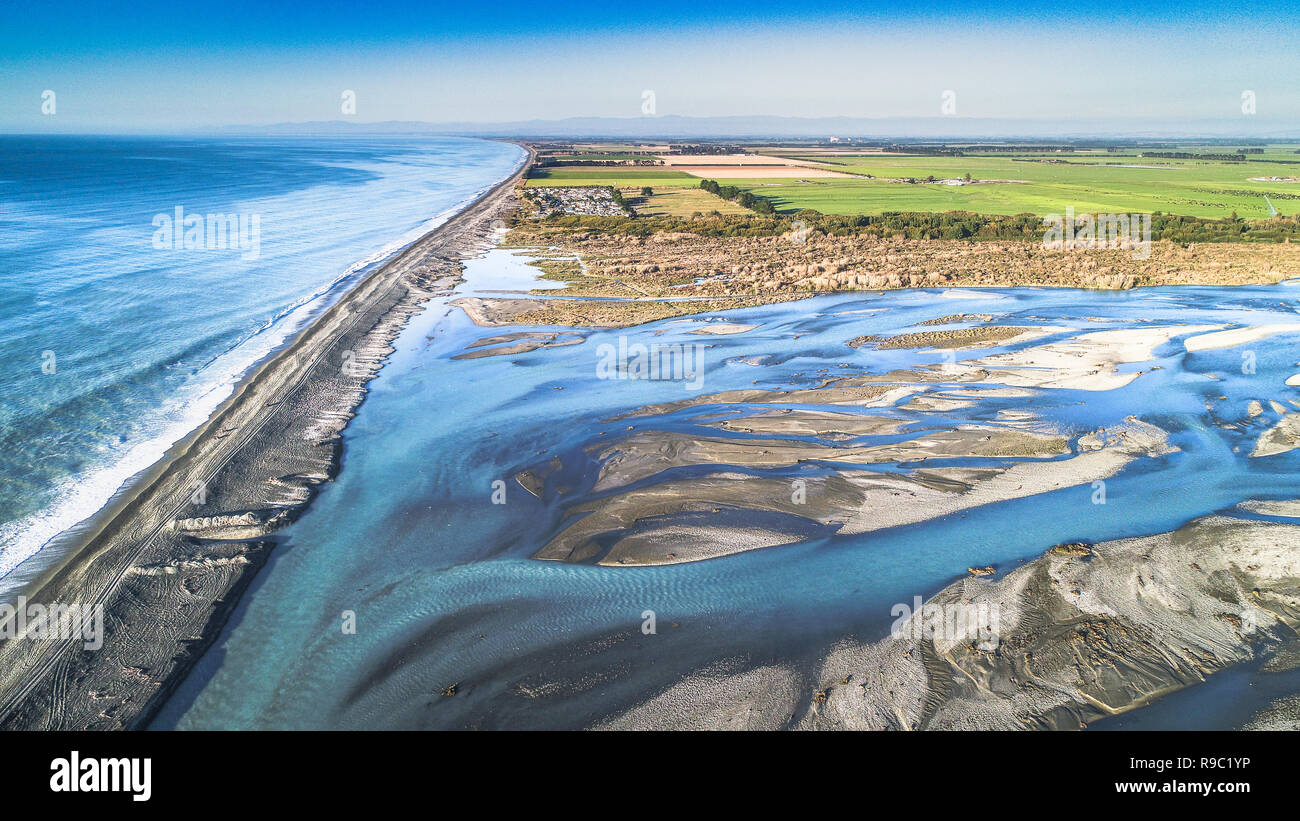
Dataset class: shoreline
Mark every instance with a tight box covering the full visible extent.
[0,143,534,730]
[0,202,474,601]
[5,139,1299,731]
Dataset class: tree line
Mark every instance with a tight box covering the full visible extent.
[698,179,777,214]
[535,207,1300,243]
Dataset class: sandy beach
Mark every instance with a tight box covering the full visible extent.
[0,146,533,730]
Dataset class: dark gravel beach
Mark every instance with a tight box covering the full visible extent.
[0,146,532,730]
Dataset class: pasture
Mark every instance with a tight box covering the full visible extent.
[526,144,1300,219]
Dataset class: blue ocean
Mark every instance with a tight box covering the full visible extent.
[0,135,525,589]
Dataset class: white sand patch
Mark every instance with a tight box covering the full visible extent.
[1183,324,1300,352]
[969,325,1222,391]
[1252,413,1300,457]
[688,322,757,335]
[994,325,1071,347]
[837,418,1172,535]
[937,289,1008,300]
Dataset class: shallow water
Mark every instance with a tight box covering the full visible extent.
[158,249,1300,730]
[1093,658,1300,731]
[0,135,525,591]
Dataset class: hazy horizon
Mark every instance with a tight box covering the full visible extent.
[8,114,1300,141]
[4,0,1298,134]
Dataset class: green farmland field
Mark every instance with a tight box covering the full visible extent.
[758,149,1300,218]
[525,146,1300,219]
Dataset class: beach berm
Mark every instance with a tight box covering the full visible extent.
[0,148,534,730]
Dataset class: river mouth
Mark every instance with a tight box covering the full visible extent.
[162,246,1300,730]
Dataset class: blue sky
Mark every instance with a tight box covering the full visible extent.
[3,1,1298,131]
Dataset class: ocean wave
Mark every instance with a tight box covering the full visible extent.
[0,139,522,591]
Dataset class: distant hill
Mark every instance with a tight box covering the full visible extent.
[223,115,1300,141]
